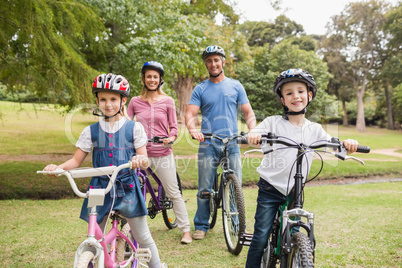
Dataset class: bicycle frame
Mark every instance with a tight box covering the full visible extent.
[37,163,151,268]
[136,167,165,212]
[74,210,137,268]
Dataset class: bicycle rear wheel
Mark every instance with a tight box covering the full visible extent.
[162,172,182,229]
[208,173,219,229]
[222,173,245,255]
[287,232,314,268]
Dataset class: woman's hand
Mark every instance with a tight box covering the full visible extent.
[163,137,174,146]
[131,155,149,169]
[343,139,359,154]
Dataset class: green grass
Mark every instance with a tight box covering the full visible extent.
[0,182,401,267]
[1,100,402,198]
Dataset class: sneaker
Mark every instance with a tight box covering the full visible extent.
[192,230,206,240]
[161,263,168,268]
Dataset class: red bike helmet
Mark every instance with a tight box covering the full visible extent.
[92,73,130,97]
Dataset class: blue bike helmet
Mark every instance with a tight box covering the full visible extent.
[141,61,165,77]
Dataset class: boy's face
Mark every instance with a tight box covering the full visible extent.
[205,54,225,77]
[96,91,127,117]
[280,82,312,113]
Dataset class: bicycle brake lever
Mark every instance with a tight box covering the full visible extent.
[243,149,263,155]
[344,155,365,165]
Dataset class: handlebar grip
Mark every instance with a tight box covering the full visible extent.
[356,145,370,153]
[237,136,249,145]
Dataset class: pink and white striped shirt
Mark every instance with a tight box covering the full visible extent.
[127,96,178,157]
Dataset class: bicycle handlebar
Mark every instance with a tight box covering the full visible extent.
[245,132,370,165]
[37,162,132,198]
[148,136,174,145]
[193,131,249,144]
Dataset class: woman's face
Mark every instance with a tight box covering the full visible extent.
[144,70,161,91]
[96,91,126,117]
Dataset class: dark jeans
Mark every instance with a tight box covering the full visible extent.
[245,179,289,268]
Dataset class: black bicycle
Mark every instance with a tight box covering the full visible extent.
[196,132,248,255]
[240,132,370,267]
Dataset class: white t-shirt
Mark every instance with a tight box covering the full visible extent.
[250,115,331,195]
[76,117,147,153]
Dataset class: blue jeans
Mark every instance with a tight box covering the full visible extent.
[246,179,288,268]
[194,140,242,232]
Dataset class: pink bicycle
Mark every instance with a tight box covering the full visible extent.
[38,162,151,268]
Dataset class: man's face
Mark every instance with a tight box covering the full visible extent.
[205,54,225,77]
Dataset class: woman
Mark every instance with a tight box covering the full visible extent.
[127,61,192,244]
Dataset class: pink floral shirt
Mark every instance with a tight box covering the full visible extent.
[127,96,178,157]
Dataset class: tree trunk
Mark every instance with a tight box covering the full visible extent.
[342,99,349,126]
[384,81,394,130]
[173,74,194,124]
[355,84,366,132]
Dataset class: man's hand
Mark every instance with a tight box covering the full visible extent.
[190,131,205,142]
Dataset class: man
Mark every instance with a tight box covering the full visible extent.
[185,45,256,240]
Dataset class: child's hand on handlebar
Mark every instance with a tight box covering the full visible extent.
[131,155,149,169]
[343,139,359,154]
[247,133,261,145]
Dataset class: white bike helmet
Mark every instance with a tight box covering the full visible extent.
[92,73,130,97]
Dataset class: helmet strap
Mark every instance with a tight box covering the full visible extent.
[209,70,223,78]
[282,98,310,119]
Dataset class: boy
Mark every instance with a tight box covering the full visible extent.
[245,69,359,267]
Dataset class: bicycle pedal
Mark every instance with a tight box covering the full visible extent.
[239,232,253,246]
[199,191,211,199]
[162,200,173,209]
[135,247,152,262]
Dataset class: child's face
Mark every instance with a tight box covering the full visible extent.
[96,91,127,118]
[280,82,312,113]
[143,70,161,91]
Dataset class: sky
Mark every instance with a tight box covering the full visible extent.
[235,0,399,35]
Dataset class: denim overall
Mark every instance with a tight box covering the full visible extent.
[79,120,148,223]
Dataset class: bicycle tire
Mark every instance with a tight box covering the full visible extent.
[116,223,134,265]
[287,232,314,268]
[222,173,245,255]
[261,240,276,268]
[76,250,96,268]
[162,172,182,229]
[208,173,219,229]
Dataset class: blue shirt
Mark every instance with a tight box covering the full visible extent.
[189,77,249,136]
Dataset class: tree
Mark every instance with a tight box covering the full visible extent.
[321,0,390,132]
[236,41,333,121]
[0,0,105,107]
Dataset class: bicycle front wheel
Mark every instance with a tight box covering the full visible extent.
[162,172,182,229]
[287,232,314,268]
[76,250,96,268]
[222,173,245,255]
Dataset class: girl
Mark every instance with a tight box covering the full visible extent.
[44,73,166,268]
[127,61,192,244]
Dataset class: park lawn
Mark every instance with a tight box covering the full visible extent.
[0,182,401,267]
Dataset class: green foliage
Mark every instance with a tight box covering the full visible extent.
[236,41,334,122]
[0,0,104,107]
